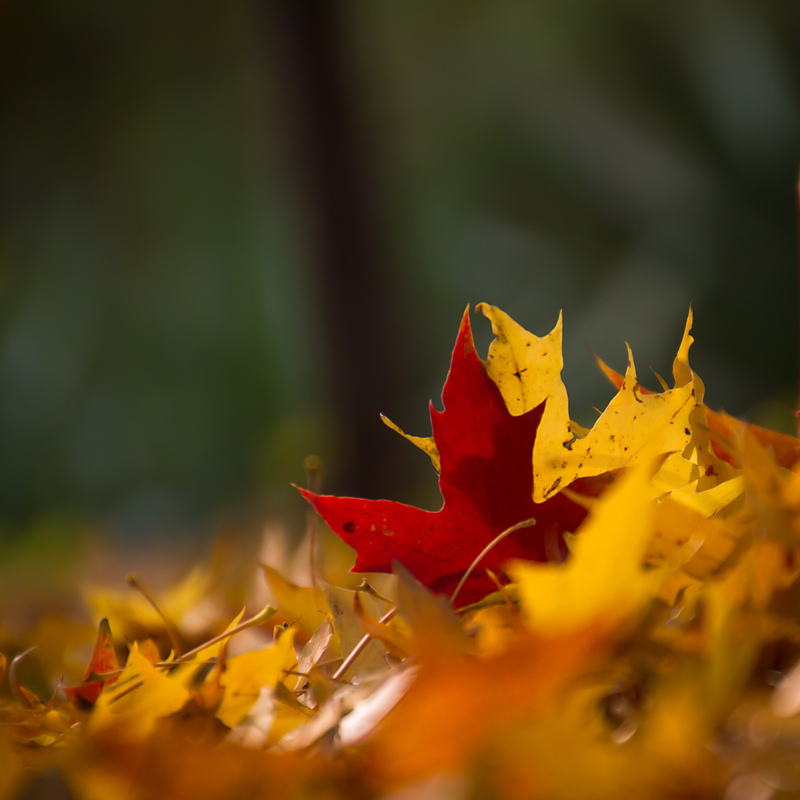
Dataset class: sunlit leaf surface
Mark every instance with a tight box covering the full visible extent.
[3,304,800,799]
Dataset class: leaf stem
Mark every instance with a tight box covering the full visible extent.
[449,518,537,606]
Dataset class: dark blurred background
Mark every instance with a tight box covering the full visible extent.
[1,0,799,551]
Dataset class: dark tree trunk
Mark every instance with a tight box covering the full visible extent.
[259,0,401,498]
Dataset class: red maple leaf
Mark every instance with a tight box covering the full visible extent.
[300,309,608,606]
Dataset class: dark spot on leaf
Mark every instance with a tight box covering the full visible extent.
[343,522,355,533]
[546,477,562,497]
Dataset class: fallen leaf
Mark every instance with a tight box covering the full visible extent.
[85,564,217,644]
[481,304,698,502]
[300,308,600,606]
[742,431,800,546]
[323,583,388,676]
[216,628,296,728]
[261,564,331,639]
[510,460,660,635]
[352,593,408,659]
[594,321,800,471]
[708,409,800,469]
[648,498,753,582]
[363,625,605,790]
[90,642,191,738]
[294,617,335,691]
[64,618,120,707]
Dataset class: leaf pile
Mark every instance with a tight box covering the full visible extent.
[4,305,800,800]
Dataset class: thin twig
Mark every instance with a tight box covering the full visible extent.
[126,573,184,656]
[332,607,397,682]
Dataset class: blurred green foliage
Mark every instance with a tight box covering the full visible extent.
[0,0,798,540]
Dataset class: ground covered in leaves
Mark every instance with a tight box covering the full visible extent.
[4,304,800,800]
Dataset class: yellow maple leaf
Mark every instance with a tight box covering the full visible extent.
[378,304,567,476]
[480,304,698,502]
[216,628,296,728]
[594,309,741,512]
[509,461,660,634]
[85,564,217,642]
[380,413,440,472]
[478,304,573,476]
[478,304,568,419]
[90,642,190,738]
[261,565,331,640]
[648,497,752,580]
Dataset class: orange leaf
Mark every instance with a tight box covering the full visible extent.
[64,619,120,707]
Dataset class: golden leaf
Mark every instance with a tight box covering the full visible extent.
[216,629,296,728]
[510,461,660,634]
